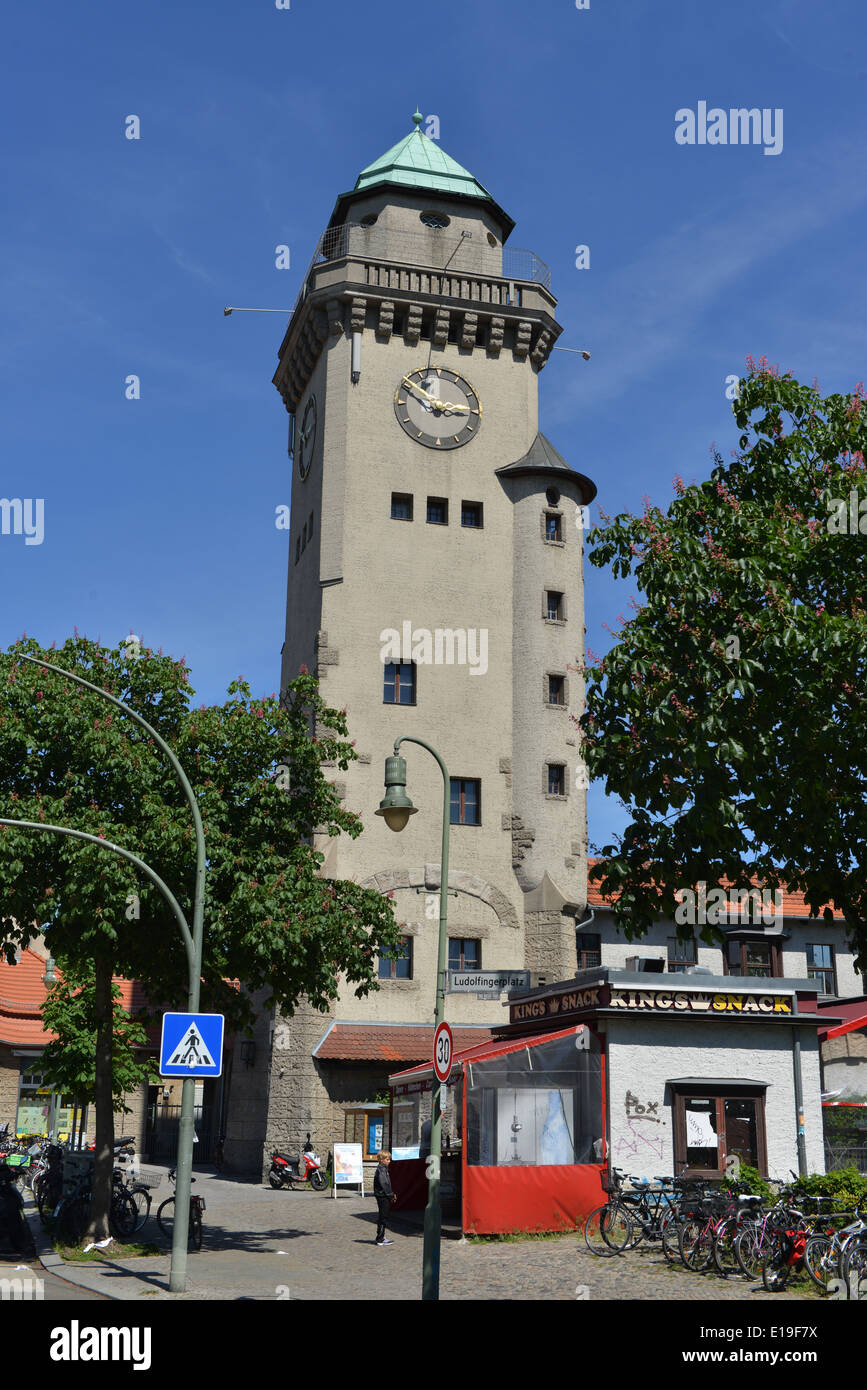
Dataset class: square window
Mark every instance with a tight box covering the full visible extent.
[546,591,564,621]
[668,936,697,974]
[427,497,448,525]
[576,932,601,970]
[378,936,412,980]
[450,778,480,825]
[391,493,413,521]
[461,502,483,528]
[548,675,565,705]
[449,939,481,971]
[545,512,562,542]
[383,662,416,705]
[547,764,565,795]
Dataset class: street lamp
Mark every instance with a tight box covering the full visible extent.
[376,736,449,1302]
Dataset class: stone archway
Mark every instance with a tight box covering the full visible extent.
[359,865,519,931]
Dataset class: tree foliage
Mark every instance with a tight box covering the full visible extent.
[580,363,867,963]
[40,965,157,1112]
[0,635,401,1021]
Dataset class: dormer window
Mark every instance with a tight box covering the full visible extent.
[420,211,450,230]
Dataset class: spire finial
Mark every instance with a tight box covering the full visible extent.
[412,109,423,128]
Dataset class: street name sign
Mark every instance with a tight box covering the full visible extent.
[159,1013,225,1078]
[448,970,531,995]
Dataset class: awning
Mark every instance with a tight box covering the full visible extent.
[667,1077,769,1090]
[390,1023,589,1088]
[819,1012,867,1043]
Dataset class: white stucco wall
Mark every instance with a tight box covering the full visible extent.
[606,1016,825,1181]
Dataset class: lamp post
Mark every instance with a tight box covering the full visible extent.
[376,737,450,1302]
[5,653,206,1292]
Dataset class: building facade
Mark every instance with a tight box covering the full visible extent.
[225,117,597,1176]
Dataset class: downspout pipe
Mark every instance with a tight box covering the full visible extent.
[792,1026,808,1177]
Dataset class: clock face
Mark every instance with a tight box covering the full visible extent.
[297,396,317,480]
[394,367,482,450]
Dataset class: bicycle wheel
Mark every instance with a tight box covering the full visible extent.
[156,1195,175,1239]
[840,1235,867,1300]
[680,1218,714,1272]
[110,1190,138,1239]
[734,1223,766,1279]
[584,1204,633,1256]
[804,1235,837,1292]
[712,1218,742,1277]
[661,1214,685,1264]
[189,1202,202,1251]
[125,1185,151,1233]
[762,1233,792,1292]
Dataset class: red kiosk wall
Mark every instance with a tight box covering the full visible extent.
[463,1163,606,1235]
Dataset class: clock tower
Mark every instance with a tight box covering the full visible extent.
[254,115,597,1174]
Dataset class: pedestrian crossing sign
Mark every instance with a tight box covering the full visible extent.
[159,1013,225,1078]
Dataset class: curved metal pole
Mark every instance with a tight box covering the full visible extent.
[392,735,450,1303]
[13,651,207,1293]
[0,819,195,979]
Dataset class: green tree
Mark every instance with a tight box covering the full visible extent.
[40,965,157,1115]
[0,636,401,1236]
[580,362,867,963]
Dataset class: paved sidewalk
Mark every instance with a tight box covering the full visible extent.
[25,1168,813,1302]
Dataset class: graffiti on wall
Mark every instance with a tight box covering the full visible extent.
[614,1090,664,1163]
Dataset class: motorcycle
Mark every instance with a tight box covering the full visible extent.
[269,1133,328,1192]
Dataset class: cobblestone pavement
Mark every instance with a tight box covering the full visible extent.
[26,1170,814,1302]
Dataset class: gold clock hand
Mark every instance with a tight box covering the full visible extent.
[402,376,437,404]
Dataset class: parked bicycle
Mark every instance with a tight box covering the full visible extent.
[156,1169,205,1251]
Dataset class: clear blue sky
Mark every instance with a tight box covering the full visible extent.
[2,0,865,851]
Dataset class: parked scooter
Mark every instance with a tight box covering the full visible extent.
[269,1133,328,1191]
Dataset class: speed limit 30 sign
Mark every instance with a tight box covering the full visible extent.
[433,1021,453,1082]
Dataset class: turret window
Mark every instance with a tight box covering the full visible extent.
[461,501,483,528]
[544,512,563,542]
[420,211,451,230]
[545,591,565,621]
[427,497,448,526]
[548,675,565,705]
[547,764,566,797]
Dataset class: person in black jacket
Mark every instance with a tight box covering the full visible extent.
[373,1150,395,1246]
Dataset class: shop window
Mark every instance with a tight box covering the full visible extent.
[16,1068,84,1141]
[576,932,601,970]
[450,778,480,825]
[383,661,416,705]
[672,1087,768,1178]
[378,936,412,980]
[391,492,413,521]
[806,943,836,995]
[667,936,697,974]
[724,939,782,978]
[449,939,481,971]
[466,1029,603,1167]
[344,1108,388,1160]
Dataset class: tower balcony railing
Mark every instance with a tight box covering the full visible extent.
[292,222,552,316]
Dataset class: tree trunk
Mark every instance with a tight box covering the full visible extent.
[87,955,115,1239]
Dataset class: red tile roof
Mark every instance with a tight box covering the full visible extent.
[313,1023,492,1063]
[586,860,845,920]
[0,950,155,1049]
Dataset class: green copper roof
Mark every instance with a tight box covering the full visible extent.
[354,120,495,203]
